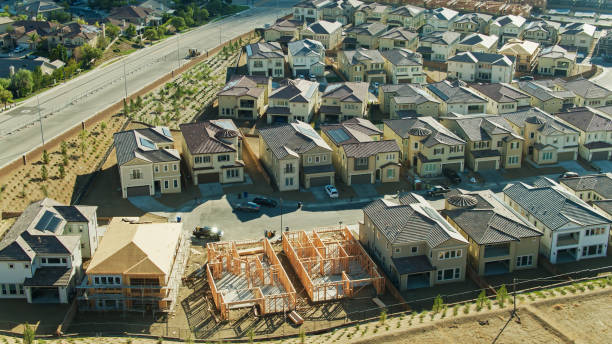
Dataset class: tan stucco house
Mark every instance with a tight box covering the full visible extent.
[113,127,181,198]
[339,48,386,83]
[555,107,612,161]
[217,75,271,120]
[379,84,439,119]
[319,82,369,123]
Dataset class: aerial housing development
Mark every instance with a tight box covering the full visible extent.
[0,0,612,342]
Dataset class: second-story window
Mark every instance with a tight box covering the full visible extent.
[218,155,230,162]
[131,169,142,180]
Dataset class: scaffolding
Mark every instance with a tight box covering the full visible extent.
[206,239,296,321]
[76,230,191,315]
[283,227,385,302]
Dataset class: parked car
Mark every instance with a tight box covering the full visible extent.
[192,226,224,240]
[325,185,339,198]
[252,197,277,207]
[519,75,534,81]
[427,185,450,197]
[309,74,316,81]
[443,168,461,184]
[13,46,25,53]
[235,202,260,212]
[559,171,579,179]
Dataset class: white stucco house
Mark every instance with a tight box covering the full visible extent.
[287,39,326,78]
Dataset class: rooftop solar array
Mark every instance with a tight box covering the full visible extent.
[34,210,63,232]
[139,137,157,150]
[328,128,351,143]
[161,127,171,137]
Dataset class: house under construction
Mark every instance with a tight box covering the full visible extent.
[77,218,189,314]
[283,227,384,302]
[206,239,296,320]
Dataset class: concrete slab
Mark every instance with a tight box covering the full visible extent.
[199,183,223,198]
[310,186,329,200]
[352,184,379,199]
[592,160,612,172]
[556,161,591,175]
[127,196,175,213]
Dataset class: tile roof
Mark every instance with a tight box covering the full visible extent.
[426,80,487,104]
[448,115,522,142]
[381,48,422,66]
[593,199,612,216]
[419,30,460,45]
[389,4,424,17]
[269,78,318,102]
[555,107,612,132]
[538,45,576,60]
[458,33,499,50]
[321,118,382,146]
[499,39,540,56]
[342,48,385,65]
[469,83,529,103]
[443,189,542,245]
[246,42,283,59]
[345,21,387,36]
[363,195,467,247]
[322,82,369,103]
[427,7,458,21]
[503,178,610,230]
[179,120,239,155]
[492,14,526,28]
[392,255,434,275]
[561,22,596,37]
[259,120,331,159]
[454,12,492,24]
[524,20,560,33]
[288,39,325,57]
[560,173,612,199]
[384,116,465,147]
[381,84,438,105]
[266,18,302,32]
[305,20,342,35]
[113,127,178,166]
[24,267,73,287]
[378,27,418,42]
[501,107,578,136]
[448,51,514,67]
[217,75,267,98]
[553,78,612,100]
[516,81,560,102]
[342,140,399,158]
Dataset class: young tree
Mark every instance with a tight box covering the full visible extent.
[105,23,120,40]
[61,140,68,156]
[58,164,65,179]
[41,165,48,181]
[42,150,49,164]
[100,121,107,131]
[124,24,137,39]
[0,86,12,108]
[23,323,35,344]
[10,69,34,98]
[79,129,88,156]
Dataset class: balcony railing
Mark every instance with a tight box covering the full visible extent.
[556,234,579,247]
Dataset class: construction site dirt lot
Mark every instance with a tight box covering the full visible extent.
[66,240,397,340]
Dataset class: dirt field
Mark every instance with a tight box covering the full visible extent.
[1,286,611,343]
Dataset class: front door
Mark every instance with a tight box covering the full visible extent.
[154,180,161,192]
[376,169,381,181]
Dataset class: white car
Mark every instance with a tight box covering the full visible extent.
[325,185,338,198]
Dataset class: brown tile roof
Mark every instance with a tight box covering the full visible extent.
[342,140,399,158]
[179,120,239,155]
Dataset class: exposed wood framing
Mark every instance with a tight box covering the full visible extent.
[206,239,296,320]
[282,227,385,302]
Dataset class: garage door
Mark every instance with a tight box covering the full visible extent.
[398,78,412,84]
[351,173,371,184]
[126,185,150,197]
[198,173,219,184]
[309,176,331,187]
[591,151,609,161]
[557,151,575,161]
[369,76,385,83]
[442,163,462,171]
[476,160,497,171]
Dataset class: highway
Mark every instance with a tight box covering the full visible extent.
[0,0,295,168]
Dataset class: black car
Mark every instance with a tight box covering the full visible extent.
[252,197,278,207]
[193,226,224,240]
[443,168,461,184]
[427,185,450,197]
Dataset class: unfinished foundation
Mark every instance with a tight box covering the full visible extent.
[206,239,296,320]
[283,227,385,302]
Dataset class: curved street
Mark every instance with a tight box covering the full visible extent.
[0,0,295,168]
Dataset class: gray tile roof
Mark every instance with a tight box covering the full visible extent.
[113,127,178,166]
[381,48,422,66]
[322,82,368,103]
[419,30,460,45]
[426,80,487,104]
[458,33,498,49]
[246,41,283,59]
[321,118,381,146]
[448,52,514,67]
[288,39,325,57]
[392,255,434,275]
[389,4,424,17]
[593,199,612,216]
[554,78,611,100]
[23,267,73,287]
[501,107,578,135]
[342,48,385,65]
[560,173,612,199]
[378,27,418,42]
[503,178,611,230]
[492,14,526,28]
[381,84,438,106]
[517,81,560,102]
[363,196,467,247]
[443,190,542,245]
[449,115,522,142]
[384,116,465,147]
[426,7,458,21]
[269,78,319,103]
[259,120,331,159]
[180,120,239,155]
[538,45,576,60]
[345,21,387,36]
[469,83,529,103]
[555,107,612,132]
[305,20,342,35]
[217,75,267,98]
[342,140,399,158]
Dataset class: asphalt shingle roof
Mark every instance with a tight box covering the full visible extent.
[503,178,610,230]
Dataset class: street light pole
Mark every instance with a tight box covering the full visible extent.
[37,95,44,148]
[123,61,128,100]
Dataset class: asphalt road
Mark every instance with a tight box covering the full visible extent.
[0,0,295,168]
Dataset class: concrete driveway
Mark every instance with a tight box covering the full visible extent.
[309,186,329,200]
[352,184,379,198]
[199,183,223,198]
[127,196,175,213]
[591,160,612,172]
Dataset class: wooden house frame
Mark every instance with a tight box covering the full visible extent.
[206,239,296,320]
[282,227,384,302]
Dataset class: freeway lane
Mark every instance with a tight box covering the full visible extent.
[0,0,295,168]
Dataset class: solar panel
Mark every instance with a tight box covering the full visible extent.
[426,85,449,102]
[329,129,351,143]
[214,120,236,130]
[35,211,55,231]
[47,217,62,232]
[161,127,171,137]
[139,137,156,150]
[296,124,319,139]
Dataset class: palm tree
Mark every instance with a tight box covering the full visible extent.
[29,32,40,50]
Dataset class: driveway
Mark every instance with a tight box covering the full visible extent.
[309,186,329,201]
[352,184,379,199]
[591,160,612,172]
[199,183,223,198]
[127,196,176,213]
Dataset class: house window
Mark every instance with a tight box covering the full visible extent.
[164,165,168,172]
[24,264,29,269]
[173,164,177,171]
[585,228,605,236]
[387,168,395,178]
[226,169,239,178]
[285,177,294,186]
[414,142,418,149]
[411,246,418,253]
[542,152,553,161]
[218,155,230,162]
[154,166,159,172]
[164,180,169,189]
[130,169,143,180]
[507,156,519,164]
[438,249,462,260]
[433,148,445,155]
[8,264,13,269]
[194,156,210,164]
[530,132,535,139]
[61,258,67,264]
[174,179,178,188]
[582,244,604,256]
[315,156,320,163]
[437,268,461,281]
[394,248,400,253]
[516,255,533,267]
